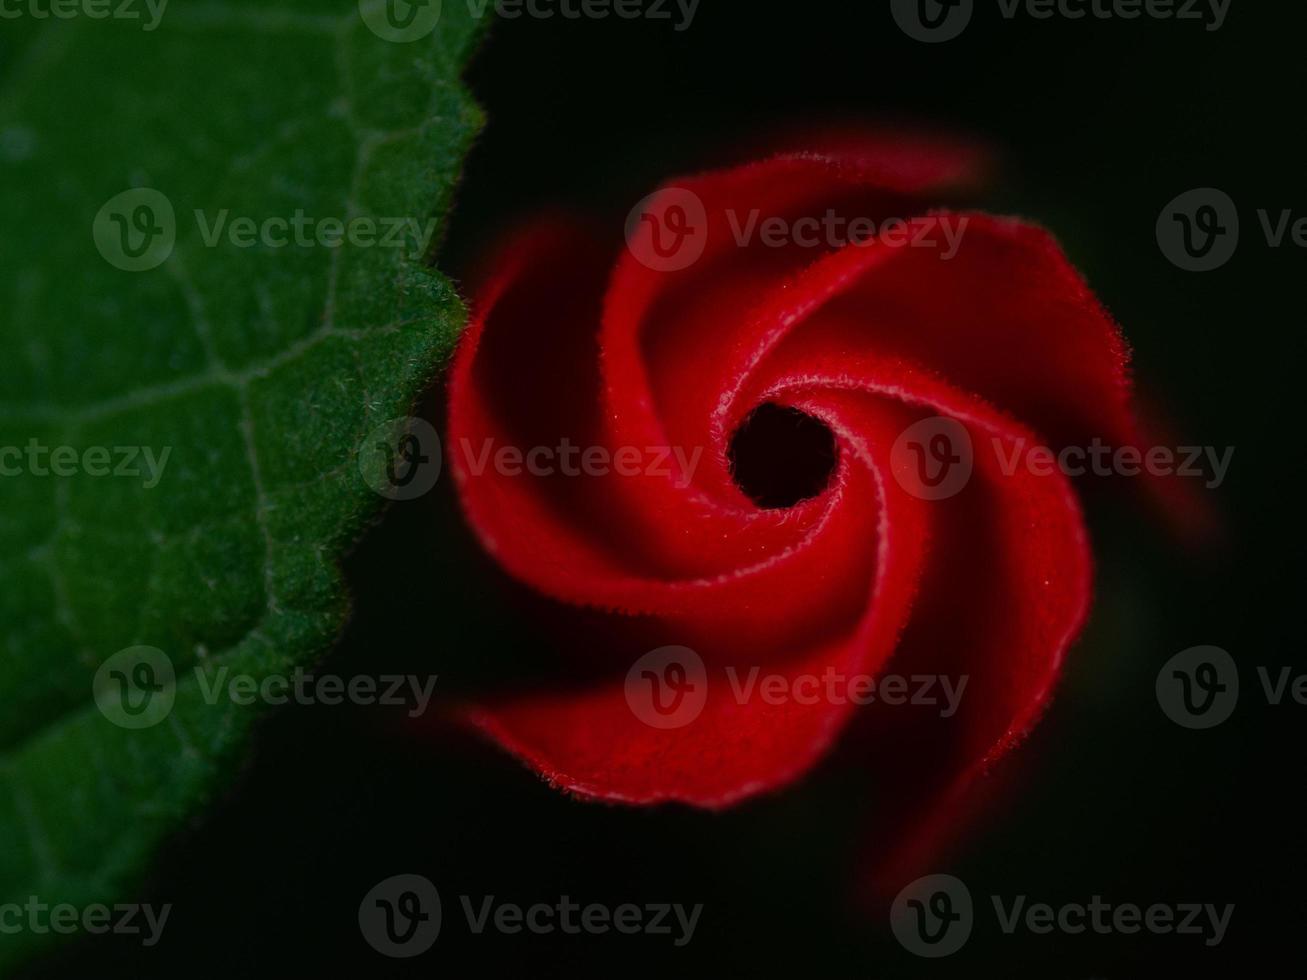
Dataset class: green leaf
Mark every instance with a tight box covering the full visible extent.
[0,1,483,969]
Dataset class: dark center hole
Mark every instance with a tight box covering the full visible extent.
[728,403,838,509]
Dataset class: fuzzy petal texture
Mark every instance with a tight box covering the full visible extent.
[445,132,1172,876]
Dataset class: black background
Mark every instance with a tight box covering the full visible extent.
[31,0,1303,976]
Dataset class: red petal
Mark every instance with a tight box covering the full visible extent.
[445,133,1171,859]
